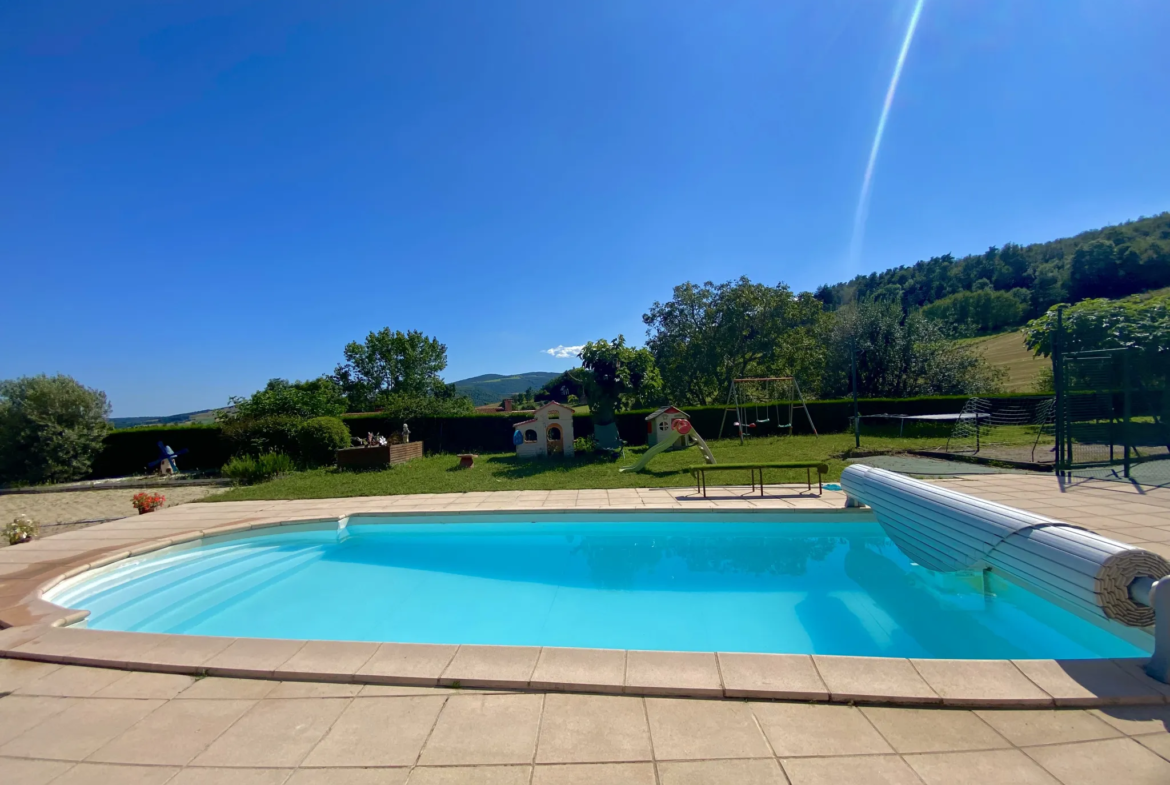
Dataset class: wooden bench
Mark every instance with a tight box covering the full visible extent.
[689,462,829,497]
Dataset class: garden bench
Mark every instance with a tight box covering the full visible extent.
[689,462,829,497]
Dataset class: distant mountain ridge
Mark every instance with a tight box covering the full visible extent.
[109,407,228,429]
[451,371,561,405]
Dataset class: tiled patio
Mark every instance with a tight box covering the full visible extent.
[1,474,1169,782]
[1,658,1169,784]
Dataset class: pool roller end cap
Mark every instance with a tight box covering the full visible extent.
[1139,575,1170,684]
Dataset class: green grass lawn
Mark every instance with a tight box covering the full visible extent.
[204,429,966,502]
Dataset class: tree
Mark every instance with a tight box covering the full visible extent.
[579,336,662,424]
[921,289,1028,336]
[0,375,111,485]
[642,278,825,405]
[1023,294,1170,387]
[821,300,1004,398]
[334,329,452,412]
[226,377,347,420]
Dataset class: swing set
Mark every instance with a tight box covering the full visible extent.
[718,377,818,444]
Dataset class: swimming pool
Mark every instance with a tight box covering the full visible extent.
[47,514,1152,660]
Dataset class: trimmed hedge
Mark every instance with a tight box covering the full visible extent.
[89,424,233,479]
[88,394,1056,479]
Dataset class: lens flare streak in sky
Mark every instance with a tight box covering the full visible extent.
[848,0,927,271]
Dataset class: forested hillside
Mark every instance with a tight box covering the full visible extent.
[815,213,1170,331]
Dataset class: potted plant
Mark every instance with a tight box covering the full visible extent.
[131,492,166,514]
[5,515,38,545]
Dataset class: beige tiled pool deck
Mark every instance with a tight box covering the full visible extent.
[2,475,1170,782]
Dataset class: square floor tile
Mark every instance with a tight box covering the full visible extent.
[190,698,350,767]
[972,709,1122,746]
[1090,705,1170,736]
[905,749,1059,785]
[659,758,788,785]
[859,707,1010,754]
[536,694,651,763]
[50,762,179,785]
[285,769,408,785]
[0,659,61,692]
[177,677,278,700]
[780,754,921,785]
[88,698,255,765]
[419,693,543,766]
[169,768,293,785]
[0,756,74,785]
[0,695,75,746]
[531,763,655,785]
[92,671,196,699]
[644,697,772,760]
[406,766,531,785]
[300,696,446,767]
[14,665,126,697]
[1024,737,1170,784]
[751,702,892,756]
[0,698,164,760]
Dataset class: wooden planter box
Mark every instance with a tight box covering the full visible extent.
[336,441,423,469]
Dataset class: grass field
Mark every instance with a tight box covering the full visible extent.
[204,430,973,501]
[959,330,1050,393]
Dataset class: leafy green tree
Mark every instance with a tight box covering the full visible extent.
[226,377,347,420]
[821,300,1004,398]
[921,289,1028,336]
[579,336,662,424]
[333,328,453,412]
[643,278,825,405]
[0,375,111,484]
[1023,294,1170,389]
[538,369,587,402]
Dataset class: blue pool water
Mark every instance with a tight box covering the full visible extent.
[49,515,1152,659]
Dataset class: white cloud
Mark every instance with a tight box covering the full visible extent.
[543,344,585,359]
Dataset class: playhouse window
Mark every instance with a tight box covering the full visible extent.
[547,410,559,419]
[524,429,538,443]
[548,426,562,441]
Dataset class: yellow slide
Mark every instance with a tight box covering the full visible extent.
[620,429,716,473]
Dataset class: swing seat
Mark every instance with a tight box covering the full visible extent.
[756,418,770,424]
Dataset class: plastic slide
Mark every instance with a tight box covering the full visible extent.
[620,420,717,473]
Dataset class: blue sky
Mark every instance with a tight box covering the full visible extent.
[3,1,1168,417]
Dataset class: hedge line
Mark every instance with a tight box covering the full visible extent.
[90,424,234,479]
[89,394,1056,479]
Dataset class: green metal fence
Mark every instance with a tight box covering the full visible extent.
[1054,342,1170,485]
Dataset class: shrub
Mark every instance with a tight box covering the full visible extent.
[573,435,596,454]
[5,514,38,545]
[221,452,295,485]
[220,415,302,458]
[296,416,351,466]
[0,375,111,485]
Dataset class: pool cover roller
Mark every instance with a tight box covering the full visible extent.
[840,465,1169,629]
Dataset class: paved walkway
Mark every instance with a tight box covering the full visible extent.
[0,487,216,530]
[2,474,1169,783]
[1,658,1169,784]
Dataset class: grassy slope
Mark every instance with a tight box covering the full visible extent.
[205,430,970,501]
[960,330,1050,393]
